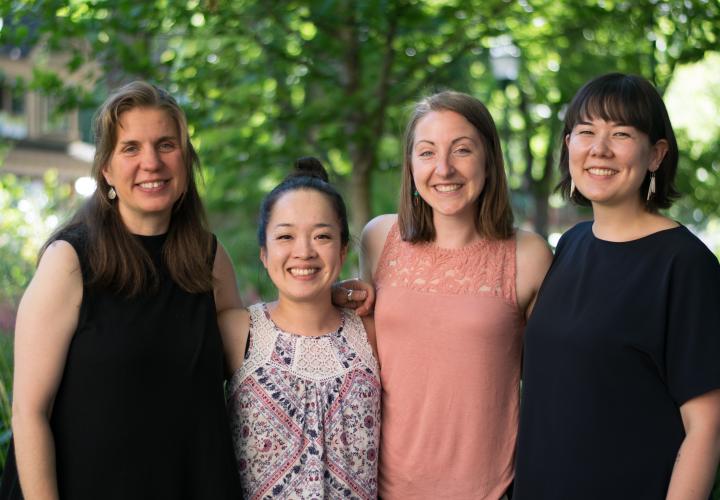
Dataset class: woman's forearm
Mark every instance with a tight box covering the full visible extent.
[12,412,60,500]
[666,430,720,500]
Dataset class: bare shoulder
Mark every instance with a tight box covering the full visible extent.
[515,229,553,318]
[213,240,242,312]
[30,240,83,296]
[360,214,397,281]
[516,229,553,263]
[40,239,82,273]
[361,214,397,246]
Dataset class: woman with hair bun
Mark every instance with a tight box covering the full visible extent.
[7,81,241,499]
[220,157,381,499]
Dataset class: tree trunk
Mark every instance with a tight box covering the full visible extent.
[349,153,373,236]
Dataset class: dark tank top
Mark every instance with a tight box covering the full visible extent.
[1,225,240,499]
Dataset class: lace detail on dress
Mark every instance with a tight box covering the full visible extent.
[374,223,517,305]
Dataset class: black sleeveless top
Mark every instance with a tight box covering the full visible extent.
[2,225,240,499]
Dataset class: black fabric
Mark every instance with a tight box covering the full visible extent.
[6,225,240,500]
[514,221,720,500]
[0,440,23,500]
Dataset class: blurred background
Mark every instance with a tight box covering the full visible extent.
[0,0,719,484]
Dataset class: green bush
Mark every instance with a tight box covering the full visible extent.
[0,330,13,472]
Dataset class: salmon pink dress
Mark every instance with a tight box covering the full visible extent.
[374,223,523,499]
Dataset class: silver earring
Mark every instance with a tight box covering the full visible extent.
[570,179,576,197]
[108,187,117,200]
[646,172,656,202]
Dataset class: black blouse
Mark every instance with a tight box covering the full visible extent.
[514,221,720,500]
[2,225,240,500]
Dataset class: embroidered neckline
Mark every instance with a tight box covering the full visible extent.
[261,302,346,340]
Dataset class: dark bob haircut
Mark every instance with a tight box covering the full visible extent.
[257,157,350,249]
[557,73,680,211]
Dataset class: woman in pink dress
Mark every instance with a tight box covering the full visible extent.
[360,91,552,499]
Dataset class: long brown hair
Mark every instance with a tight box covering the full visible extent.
[42,81,213,296]
[397,91,514,242]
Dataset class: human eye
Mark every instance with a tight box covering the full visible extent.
[454,145,472,155]
[315,232,333,240]
[120,143,139,154]
[158,141,177,152]
[275,233,292,241]
[417,150,434,159]
[613,126,636,138]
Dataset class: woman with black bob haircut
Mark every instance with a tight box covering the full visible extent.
[5,81,241,499]
[514,73,720,499]
[219,157,380,499]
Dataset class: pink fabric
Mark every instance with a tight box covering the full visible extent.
[375,224,523,499]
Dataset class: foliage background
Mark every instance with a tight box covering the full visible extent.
[1,0,719,492]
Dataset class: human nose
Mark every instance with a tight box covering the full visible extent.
[434,152,455,177]
[140,146,162,170]
[293,235,317,258]
[589,134,612,156]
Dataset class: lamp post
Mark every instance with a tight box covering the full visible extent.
[490,41,520,177]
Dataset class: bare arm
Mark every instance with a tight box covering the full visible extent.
[212,242,247,377]
[12,241,83,500]
[515,229,553,320]
[217,309,251,377]
[213,242,243,313]
[666,388,720,500]
[332,214,396,316]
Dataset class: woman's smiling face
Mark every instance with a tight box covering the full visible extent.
[411,110,487,224]
[567,117,667,209]
[260,189,347,304]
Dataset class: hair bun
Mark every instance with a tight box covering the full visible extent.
[292,156,329,182]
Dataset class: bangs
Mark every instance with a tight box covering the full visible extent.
[568,75,655,136]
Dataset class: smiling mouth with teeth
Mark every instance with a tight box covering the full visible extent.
[289,268,319,276]
[138,180,167,189]
[586,168,617,176]
[434,184,462,192]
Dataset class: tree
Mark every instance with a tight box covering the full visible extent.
[2,0,719,287]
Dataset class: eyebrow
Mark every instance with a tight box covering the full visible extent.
[576,119,631,127]
[272,223,335,229]
[118,135,178,145]
[415,136,476,147]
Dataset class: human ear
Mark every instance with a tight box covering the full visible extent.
[259,247,268,269]
[649,139,669,172]
[102,164,114,186]
[339,244,348,266]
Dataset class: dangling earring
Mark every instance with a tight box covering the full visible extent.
[413,189,419,207]
[646,172,656,202]
[108,186,117,200]
[570,179,576,197]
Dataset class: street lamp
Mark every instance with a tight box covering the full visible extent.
[489,40,520,176]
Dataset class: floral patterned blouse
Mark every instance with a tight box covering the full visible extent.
[227,303,381,500]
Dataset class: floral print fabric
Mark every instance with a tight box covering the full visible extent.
[227,304,381,500]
